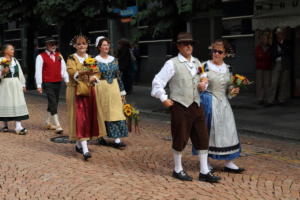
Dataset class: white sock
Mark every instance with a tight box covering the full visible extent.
[80,140,89,154]
[53,114,61,127]
[76,141,82,149]
[198,150,210,174]
[225,161,239,170]
[173,150,183,173]
[46,112,52,124]
[114,138,121,144]
[15,121,23,130]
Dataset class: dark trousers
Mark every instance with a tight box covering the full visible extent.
[171,102,208,152]
[42,82,61,115]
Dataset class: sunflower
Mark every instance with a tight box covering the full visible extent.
[124,109,132,117]
[84,57,96,65]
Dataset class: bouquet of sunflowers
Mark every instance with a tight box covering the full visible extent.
[231,74,253,88]
[83,57,99,74]
[0,58,11,68]
[123,104,140,134]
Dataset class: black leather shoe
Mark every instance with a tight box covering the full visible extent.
[2,126,8,132]
[172,170,193,181]
[98,138,109,146]
[223,167,245,174]
[199,172,221,183]
[113,142,126,150]
[83,152,91,161]
[75,146,83,154]
[209,167,215,174]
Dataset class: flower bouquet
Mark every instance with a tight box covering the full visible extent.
[123,104,140,134]
[76,57,100,96]
[231,74,253,88]
[0,58,11,68]
[230,74,253,97]
[198,65,208,89]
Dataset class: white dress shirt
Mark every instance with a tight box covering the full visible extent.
[151,53,200,102]
[35,50,69,88]
[95,55,126,96]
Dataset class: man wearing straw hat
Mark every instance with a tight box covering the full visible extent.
[151,32,221,183]
[35,37,69,134]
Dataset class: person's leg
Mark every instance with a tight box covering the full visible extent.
[278,69,291,104]
[223,160,245,173]
[263,70,272,103]
[266,62,281,104]
[190,104,220,183]
[170,102,192,181]
[80,140,91,160]
[256,69,264,103]
[15,121,27,135]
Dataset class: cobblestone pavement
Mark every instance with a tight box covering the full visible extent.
[0,94,299,200]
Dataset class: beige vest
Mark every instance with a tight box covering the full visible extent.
[169,57,201,107]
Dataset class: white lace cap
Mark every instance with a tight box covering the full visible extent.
[95,36,105,47]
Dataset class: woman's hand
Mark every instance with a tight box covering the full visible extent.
[2,67,9,74]
[89,76,97,83]
[23,87,26,92]
[198,81,207,92]
[162,99,174,108]
[121,95,126,104]
[230,87,240,95]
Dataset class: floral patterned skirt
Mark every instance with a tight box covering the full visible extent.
[105,120,128,138]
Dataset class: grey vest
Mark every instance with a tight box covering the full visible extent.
[169,57,201,107]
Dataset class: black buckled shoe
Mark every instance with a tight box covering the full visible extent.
[15,128,27,135]
[223,167,245,174]
[172,170,193,181]
[75,146,83,154]
[83,152,91,161]
[112,142,126,150]
[199,172,221,183]
[2,126,8,132]
[98,137,109,146]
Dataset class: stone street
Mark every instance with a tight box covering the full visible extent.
[0,94,299,200]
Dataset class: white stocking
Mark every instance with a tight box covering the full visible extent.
[80,140,89,154]
[173,150,183,173]
[225,161,239,170]
[198,150,210,174]
[15,121,23,130]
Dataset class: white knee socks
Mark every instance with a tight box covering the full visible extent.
[80,140,89,154]
[173,150,183,173]
[225,161,239,169]
[198,150,210,174]
[46,112,52,124]
[53,114,61,127]
[15,121,23,130]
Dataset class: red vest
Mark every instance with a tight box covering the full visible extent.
[40,51,62,82]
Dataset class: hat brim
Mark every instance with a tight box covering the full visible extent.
[45,39,58,44]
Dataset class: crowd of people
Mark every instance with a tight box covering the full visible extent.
[1,31,251,184]
[255,27,293,106]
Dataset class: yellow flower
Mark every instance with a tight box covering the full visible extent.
[124,109,132,117]
[123,104,131,110]
[235,74,246,81]
[84,57,96,65]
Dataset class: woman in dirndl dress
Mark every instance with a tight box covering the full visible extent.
[94,36,128,150]
[0,44,29,135]
[66,35,101,160]
[193,39,244,173]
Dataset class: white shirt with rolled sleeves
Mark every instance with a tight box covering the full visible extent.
[151,53,206,102]
[35,50,69,88]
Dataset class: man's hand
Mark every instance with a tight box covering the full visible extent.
[162,99,174,108]
[37,88,43,94]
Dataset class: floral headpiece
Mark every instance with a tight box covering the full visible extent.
[69,34,90,46]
